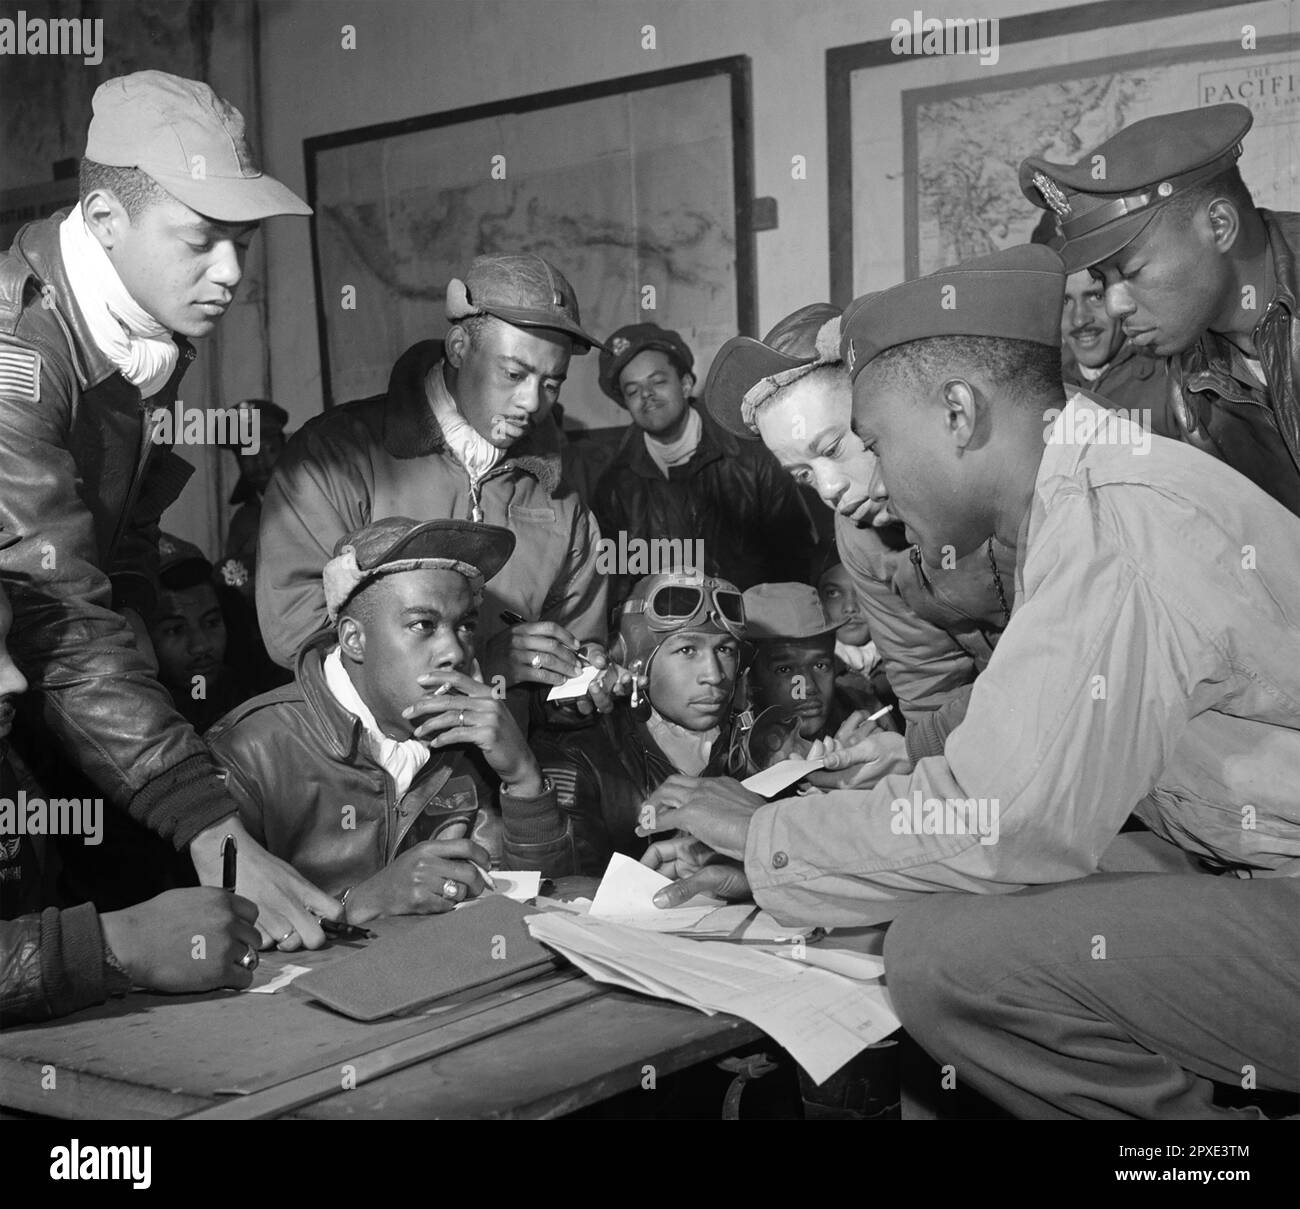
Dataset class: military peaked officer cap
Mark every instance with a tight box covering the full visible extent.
[839,244,1065,383]
[1018,103,1253,272]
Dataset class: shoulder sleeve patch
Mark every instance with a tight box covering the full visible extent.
[0,344,40,402]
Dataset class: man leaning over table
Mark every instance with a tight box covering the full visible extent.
[639,245,1300,1119]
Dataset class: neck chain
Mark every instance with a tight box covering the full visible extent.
[987,538,1011,625]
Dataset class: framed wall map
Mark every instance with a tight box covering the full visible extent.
[305,56,756,423]
[827,0,1298,302]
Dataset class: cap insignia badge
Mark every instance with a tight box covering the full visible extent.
[610,336,630,355]
[1032,172,1073,218]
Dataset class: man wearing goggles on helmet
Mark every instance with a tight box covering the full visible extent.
[533,570,749,875]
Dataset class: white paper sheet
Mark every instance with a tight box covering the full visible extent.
[741,757,826,798]
[546,665,601,701]
[246,963,313,994]
[526,912,898,1084]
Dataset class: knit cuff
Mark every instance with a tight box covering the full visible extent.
[127,752,237,850]
[905,710,948,764]
[41,902,108,1015]
[500,782,566,845]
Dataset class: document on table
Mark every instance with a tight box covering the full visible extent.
[590,852,814,939]
[526,911,899,1084]
[742,757,826,798]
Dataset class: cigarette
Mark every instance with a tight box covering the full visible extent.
[432,683,452,696]
[471,861,497,891]
[867,705,891,722]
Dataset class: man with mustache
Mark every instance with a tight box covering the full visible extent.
[1021,102,1300,515]
[641,245,1300,1119]
[0,71,341,950]
[590,323,816,613]
[258,254,610,711]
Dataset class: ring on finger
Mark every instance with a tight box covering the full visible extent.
[458,709,465,726]
[442,878,461,900]
[276,928,296,945]
[530,654,543,669]
[238,945,259,971]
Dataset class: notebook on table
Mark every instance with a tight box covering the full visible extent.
[295,896,561,1022]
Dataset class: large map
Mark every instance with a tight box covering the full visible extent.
[907,48,1300,275]
[312,72,740,425]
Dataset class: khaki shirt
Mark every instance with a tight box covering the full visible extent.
[747,396,1300,926]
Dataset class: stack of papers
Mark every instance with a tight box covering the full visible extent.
[590,854,813,941]
[741,757,826,798]
[525,910,899,1084]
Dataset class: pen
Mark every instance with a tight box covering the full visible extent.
[221,833,237,892]
[318,918,374,941]
[500,610,590,665]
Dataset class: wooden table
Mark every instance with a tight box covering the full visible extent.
[0,944,766,1120]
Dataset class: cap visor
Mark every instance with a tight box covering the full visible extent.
[704,338,814,440]
[1059,209,1157,273]
[383,520,516,585]
[147,169,312,222]
[480,306,602,354]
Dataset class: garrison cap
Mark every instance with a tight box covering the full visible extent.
[1019,103,1253,272]
[598,323,694,404]
[839,244,1065,383]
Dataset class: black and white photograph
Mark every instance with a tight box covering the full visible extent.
[0,0,1296,1171]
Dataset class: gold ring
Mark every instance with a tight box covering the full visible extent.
[531,654,543,669]
[458,710,466,726]
[442,879,460,900]
[276,929,296,944]
[238,945,259,971]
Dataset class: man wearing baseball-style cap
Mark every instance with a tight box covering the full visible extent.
[210,517,578,921]
[589,320,815,614]
[1021,102,1300,517]
[257,252,612,719]
[0,72,343,950]
[643,243,1300,1120]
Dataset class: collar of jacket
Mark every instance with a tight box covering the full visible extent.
[611,401,735,480]
[0,209,194,390]
[1181,208,1300,381]
[1063,340,1156,385]
[598,700,736,782]
[293,629,370,763]
[378,339,564,495]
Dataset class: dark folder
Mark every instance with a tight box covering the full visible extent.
[295,896,560,1022]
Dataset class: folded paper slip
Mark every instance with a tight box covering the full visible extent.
[295,896,559,1021]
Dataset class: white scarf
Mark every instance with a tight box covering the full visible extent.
[427,362,505,485]
[323,646,430,799]
[646,707,719,777]
[644,406,702,478]
[835,638,880,675]
[58,207,179,399]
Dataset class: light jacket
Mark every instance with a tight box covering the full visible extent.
[0,211,238,848]
[749,397,1300,926]
[205,632,577,896]
[834,512,1009,761]
[256,340,607,666]
[1170,208,1300,517]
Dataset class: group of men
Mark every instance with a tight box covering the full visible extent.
[0,68,1296,1121]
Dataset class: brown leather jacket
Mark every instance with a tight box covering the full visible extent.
[0,212,238,849]
[205,632,578,897]
[1170,208,1300,517]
